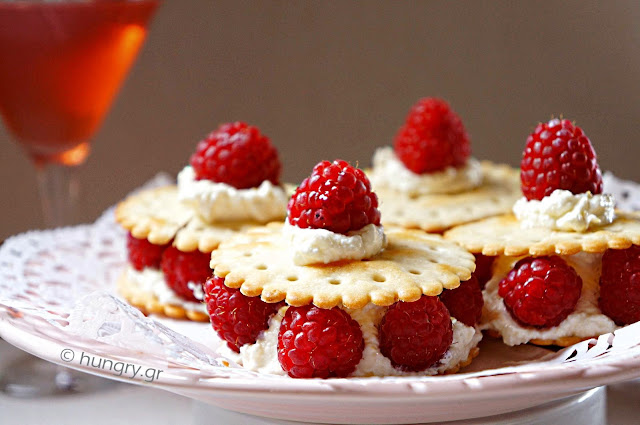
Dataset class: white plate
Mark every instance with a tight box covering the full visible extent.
[1,174,640,424]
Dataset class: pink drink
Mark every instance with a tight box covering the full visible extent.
[0,1,158,165]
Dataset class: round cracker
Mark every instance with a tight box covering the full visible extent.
[115,186,194,245]
[116,185,275,253]
[444,212,640,256]
[374,161,521,232]
[117,271,209,322]
[210,223,475,309]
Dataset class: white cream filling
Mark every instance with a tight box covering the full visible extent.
[283,223,387,266]
[481,252,617,346]
[368,146,483,195]
[177,165,288,223]
[513,190,615,232]
[125,266,207,313]
[219,304,482,377]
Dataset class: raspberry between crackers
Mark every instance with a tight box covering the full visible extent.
[115,122,292,322]
[206,159,482,378]
[444,118,640,347]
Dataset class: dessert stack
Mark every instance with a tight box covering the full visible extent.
[205,160,483,378]
[116,122,289,321]
[445,118,640,346]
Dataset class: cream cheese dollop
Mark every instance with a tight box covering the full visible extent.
[513,190,615,232]
[368,146,483,195]
[177,166,288,223]
[220,304,482,377]
[282,222,387,266]
[481,253,617,346]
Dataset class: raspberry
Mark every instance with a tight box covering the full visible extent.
[520,118,603,201]
[160,246,212,302]
[287,160,381,234]
[379,296,453,371]
[474,253,495,290]
[277,305,364,378]
[498,256,582,328]
[189,121,281,189]
[204,276,282,352]
[440,275,484,327]
[393,98,471,174]
[599,245,640,326]
[126,232,168,271]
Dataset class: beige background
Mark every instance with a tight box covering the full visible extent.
[1,1,639,239]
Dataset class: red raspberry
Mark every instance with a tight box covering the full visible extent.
[440,275,484,327]
[126,232,169,271]
[379,296,453,371]
[474,253,495,290]
[160,246,212,302]
[204,276,282,353]
[277,305,364,378]
[393,98,471,174]
[599,245,640,326]
[520,118,603,201]
[189,121,281,189]
[499,256,582,328]
[287,160,381,234]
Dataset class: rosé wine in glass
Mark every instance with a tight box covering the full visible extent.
[0,0,158,166]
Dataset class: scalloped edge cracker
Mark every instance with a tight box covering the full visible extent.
[115,186,194,245]
[173,215,261,253]
[117,271,209,322]
[116,185,280,254]
[444,212,640,256]
[210,223,475,309]
[375,162,521,232]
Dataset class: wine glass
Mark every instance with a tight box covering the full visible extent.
[0,0,159,396]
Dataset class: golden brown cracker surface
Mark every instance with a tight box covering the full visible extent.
[210,224,475,309]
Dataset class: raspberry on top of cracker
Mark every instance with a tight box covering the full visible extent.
[367,97,521,232]
[206,159,484,378]
[178,121,289,224]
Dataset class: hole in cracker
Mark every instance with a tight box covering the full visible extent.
[408,193,419,200]
[372,274,386,282]
[287,276,298,282]
[328,279,341,285]
[256,264,268,270]
[243,252,252,257]
[409,269,422,275]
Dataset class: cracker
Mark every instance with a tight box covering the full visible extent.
[443,346,480,375]
[174,215,260,253]
[529,336,588,347]
[117,271,209,322]
[376,162,521,232]
[116,185,281,253]
[115,186,194,245]
[210,224,475,309]
[444,212,640,256]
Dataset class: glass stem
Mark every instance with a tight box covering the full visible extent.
[34,162,81,228]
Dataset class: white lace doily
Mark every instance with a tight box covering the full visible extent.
[2,172,640,423]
